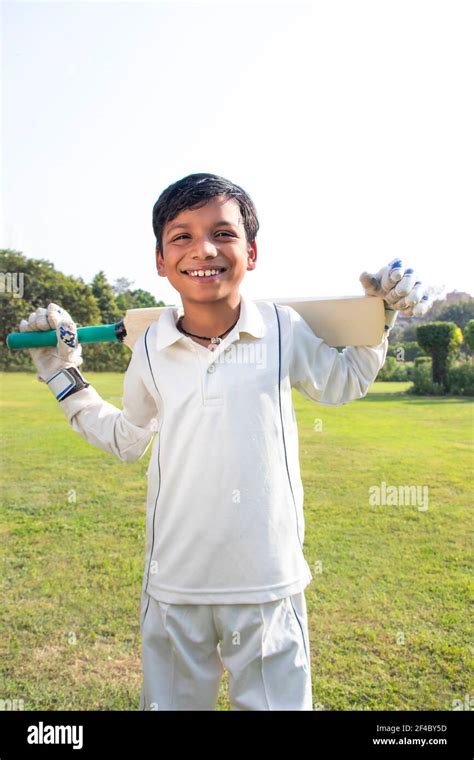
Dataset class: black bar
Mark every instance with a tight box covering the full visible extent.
[0,710,471,758]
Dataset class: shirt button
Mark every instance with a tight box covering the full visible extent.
[207,364,216,373]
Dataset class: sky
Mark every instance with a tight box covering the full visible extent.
[2,0,473,309]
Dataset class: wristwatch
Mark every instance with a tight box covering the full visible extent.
[46,366,90,401]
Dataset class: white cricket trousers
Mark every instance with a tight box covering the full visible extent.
[138,589,313,711]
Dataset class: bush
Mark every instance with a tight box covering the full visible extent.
[378,356,411,381]
[409,360,446,395]
[417,322,463,389]
[464,319,474,353]
[447,363,474,396]
[387,341,426,361]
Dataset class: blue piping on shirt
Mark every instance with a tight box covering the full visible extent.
[142,326,163,631]
[273,304,303,549]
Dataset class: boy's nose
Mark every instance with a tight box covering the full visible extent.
[191,244,219,259]
[191,234,220,252]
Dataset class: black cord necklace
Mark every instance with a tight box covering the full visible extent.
[177,314,239,346]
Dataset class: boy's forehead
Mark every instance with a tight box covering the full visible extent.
[165,196,242,230]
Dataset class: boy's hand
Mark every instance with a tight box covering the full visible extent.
[359,258,430,331]
[19,303,83,382]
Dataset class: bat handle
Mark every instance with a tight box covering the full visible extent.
[6,322,124,350]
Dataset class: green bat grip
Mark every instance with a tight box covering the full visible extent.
[6,322,123,350]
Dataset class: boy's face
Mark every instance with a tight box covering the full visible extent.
[156,196,257,305]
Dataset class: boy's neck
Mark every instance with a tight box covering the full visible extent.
[179,293,241,339]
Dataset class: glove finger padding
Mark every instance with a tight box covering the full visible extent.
[400,282,425,307]
[380,259,404,291]
[404,293,430,317]
[413,294,430,316]
[384,268,417,304]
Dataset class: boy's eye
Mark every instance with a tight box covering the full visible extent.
[172,231,234,242]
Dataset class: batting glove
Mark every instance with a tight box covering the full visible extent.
[19,303,83,383]
[359,258,430,332]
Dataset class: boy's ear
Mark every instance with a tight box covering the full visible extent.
[247,241,257,271]
[156,247,166,277]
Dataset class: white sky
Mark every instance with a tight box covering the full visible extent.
[2,0,473,308]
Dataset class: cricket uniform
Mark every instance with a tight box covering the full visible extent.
[58,292,388,710]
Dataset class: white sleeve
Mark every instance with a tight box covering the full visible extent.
[287,305,389,406]
[57,334,159,462]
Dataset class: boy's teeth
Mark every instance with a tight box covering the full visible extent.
[189,269,222,277]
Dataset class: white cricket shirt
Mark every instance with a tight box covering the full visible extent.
[58,292,388,604]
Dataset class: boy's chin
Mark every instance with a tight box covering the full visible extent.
[177,282,242,303]
[180,288,237,303]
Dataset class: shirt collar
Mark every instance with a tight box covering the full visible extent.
[152,291,267,352]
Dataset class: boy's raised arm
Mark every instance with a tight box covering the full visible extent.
[288,258,430,406]
[19,303,159,463]
[288,305,389,406]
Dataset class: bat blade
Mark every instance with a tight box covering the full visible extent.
[264,295,385,346]
[122,296,385,349]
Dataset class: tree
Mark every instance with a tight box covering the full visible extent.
[113,277,135,296]
[464,319,474,357]
[91,271,122,323]
[437,300,474,330]
[130,288,165,309]
[417,322,463,390]
[0,249,100,371]
[86,271,128,371]
[116,287,165,313]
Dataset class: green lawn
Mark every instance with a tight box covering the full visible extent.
[0,373,472,710]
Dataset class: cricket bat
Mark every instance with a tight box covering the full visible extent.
[6,295,385,350]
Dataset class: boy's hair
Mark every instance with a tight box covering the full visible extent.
[152,173,259,254]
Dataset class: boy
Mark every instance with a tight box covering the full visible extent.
[20,173,429,711]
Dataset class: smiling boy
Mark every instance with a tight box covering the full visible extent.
[20,173,429,711]
[156,192,253,347]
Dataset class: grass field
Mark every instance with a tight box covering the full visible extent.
[0,373,472,711]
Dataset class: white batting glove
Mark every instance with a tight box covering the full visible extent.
[359,258,430,332]
[19,303,83,383]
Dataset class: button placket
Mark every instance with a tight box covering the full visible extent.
[186,328,240,405]
[191,348,220,403]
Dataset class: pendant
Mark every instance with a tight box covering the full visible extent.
[208,336,222,352]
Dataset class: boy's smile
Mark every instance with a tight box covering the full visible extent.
[180,266,228,282]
